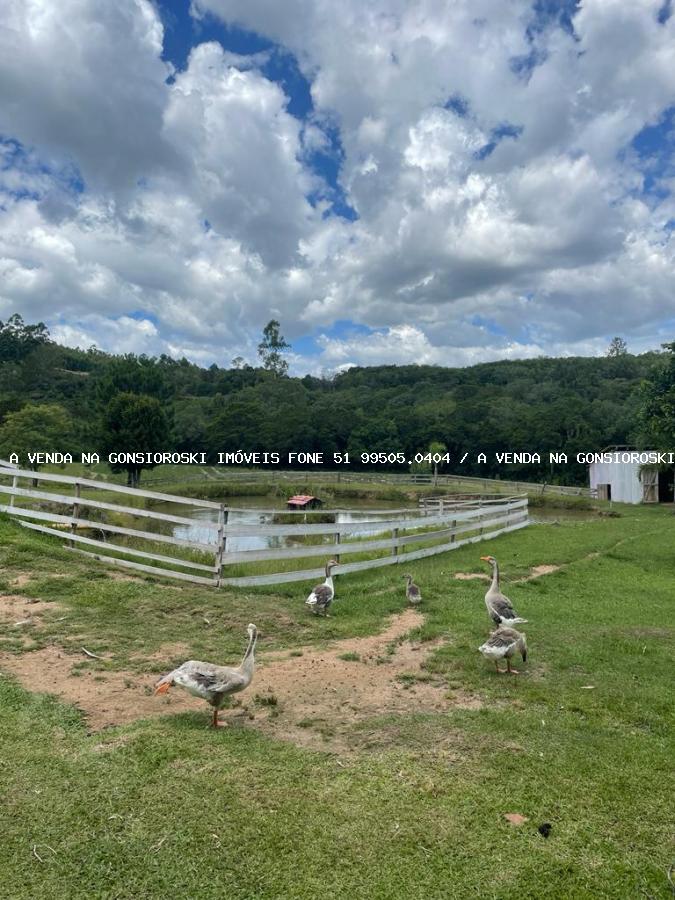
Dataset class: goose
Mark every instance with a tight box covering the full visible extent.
[480,555,528,626]
[305,559,338,616]
[154,623,257,727]
[404,574,422,605]
[479,626,527,674]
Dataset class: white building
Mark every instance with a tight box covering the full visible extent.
[589,450,672,504]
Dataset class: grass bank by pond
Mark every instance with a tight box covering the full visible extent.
[0,502,672,898]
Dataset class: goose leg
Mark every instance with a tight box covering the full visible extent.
[495,661,505,674]
[211,707,220,728]
[506,659,519,675]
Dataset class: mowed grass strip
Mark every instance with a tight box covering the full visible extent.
[0,504,673,899]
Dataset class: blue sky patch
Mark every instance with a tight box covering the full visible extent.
[476,122,524,160]
[156,0,355,221]
[629,106,675,201]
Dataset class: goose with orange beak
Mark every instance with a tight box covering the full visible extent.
[479,556,528,626]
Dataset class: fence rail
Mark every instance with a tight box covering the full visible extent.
[0,465,528,587]
[137,465,590,497]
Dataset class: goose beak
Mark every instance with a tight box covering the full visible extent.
[480,556,491,561]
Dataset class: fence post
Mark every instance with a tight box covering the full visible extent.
[393,527,399,559]
[334,528,341,563]
[216,504,227,587]
[450,518,457,544]
[70,482,81,548]
[9,472,18,508]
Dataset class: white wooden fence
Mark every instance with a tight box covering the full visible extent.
[140,465,591,497]
[0,465,528,587]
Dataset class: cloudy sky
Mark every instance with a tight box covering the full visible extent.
[1,0,674,373]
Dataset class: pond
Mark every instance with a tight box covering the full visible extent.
[528,507,596,525]
[169,495,413,553]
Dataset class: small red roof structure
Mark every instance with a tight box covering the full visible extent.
[287,494,323,509]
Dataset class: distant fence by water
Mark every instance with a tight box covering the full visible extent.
[141,466,592,498]
[0,464,528,587]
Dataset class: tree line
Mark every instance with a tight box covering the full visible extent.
[0,314,671,486]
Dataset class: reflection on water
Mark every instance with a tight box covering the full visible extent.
[170,495,412,553]
[529,507,594,525]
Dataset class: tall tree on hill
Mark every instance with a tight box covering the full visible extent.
[607,336,628,357]
[638,342,675,450]
[0,314,51,362]
[99,393,170,487]
[257,320,290,375]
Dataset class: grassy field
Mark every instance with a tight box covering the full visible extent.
[0,501,673,899]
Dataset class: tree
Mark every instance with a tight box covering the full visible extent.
[99,393,171,487]
[428,440,447,484]
[257,320,290,375]
[95,354,171,406]
[0,314,51,362]
[410,441,447,482]
[638,342,675,450]
[0,403,74,480]
[607,336,628,357]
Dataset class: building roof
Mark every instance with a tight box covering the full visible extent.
[287,494,320,506]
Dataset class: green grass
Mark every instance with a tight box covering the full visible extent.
[0,504,673,898]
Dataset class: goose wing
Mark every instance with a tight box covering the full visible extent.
[306,583,332,606]
[479,627,521,657]
[173,661,247,697]
[488,627,521,647]
[407,582,421,601]
[487,593,526,624]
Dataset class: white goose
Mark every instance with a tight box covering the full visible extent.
[480,555,528,626]
[305,559,338,616]
[154,624,257,727]
[479,626,527,675]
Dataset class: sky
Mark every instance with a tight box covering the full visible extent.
[1,0,674,375]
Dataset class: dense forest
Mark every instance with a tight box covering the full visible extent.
[0,314,664,485]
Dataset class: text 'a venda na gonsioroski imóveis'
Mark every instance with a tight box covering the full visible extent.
[6,450,675,468]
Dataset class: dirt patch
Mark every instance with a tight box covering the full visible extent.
[0,647,167,730]
[131,643,191,663]
[0,610,472,749]
[9,574,32,588]
[0,595,61,624]
[252,608,470,750]
[517,564,561,582]
[623,627,672,639]
[456,564,560,584]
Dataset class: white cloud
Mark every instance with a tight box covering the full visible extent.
[1,0,674,370]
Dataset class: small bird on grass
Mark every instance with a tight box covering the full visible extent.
[305,559,338,616]
[404,573,422,605]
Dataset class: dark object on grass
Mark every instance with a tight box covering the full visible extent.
[404,574,422,605]
[305,559,338,616]
[538,822,552,838]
